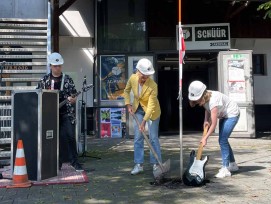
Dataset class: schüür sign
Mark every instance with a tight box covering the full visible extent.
[178,23,230,50]
[195,26,229,41]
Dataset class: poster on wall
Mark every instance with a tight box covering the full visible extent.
[101,123,111,138]
[100,55,126,101]
[110,108,122,138]
[127,56,154,78]
[111,122,122,138]
[132,60,138,74]
[228,60,245,81]
[228,81,246,102]
[101,108,111,123]
[227,59,246,102]
[100,108,126,138]
[100,108,111,138]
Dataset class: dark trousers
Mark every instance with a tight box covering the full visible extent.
[59,114,78,166]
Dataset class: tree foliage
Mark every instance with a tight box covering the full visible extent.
[257,1,271,19]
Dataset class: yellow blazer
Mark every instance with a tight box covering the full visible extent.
[124,73,161,121]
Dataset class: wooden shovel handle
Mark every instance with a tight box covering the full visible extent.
[196,124,209,160]
[131,113,164,169]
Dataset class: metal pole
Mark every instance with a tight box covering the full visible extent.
[52,0,59,52]
[47,2,52,74]
[178,0,183,177]
[84,87,87,152]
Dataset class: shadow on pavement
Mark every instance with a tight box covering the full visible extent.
[80,138,245,203]
[237,165,266,173]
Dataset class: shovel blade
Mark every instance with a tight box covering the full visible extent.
[153,159,171,180]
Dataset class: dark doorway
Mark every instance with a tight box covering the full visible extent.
[158,69,179,134]
[182,65,209,132]
[157,53,217,134]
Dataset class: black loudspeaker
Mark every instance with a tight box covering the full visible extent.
[12,90,59,181]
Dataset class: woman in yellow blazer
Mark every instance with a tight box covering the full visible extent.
[124,58,162,175]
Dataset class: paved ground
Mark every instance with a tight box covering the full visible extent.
[0,133,271,204]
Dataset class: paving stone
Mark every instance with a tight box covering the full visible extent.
[2,195,17,201]
[11,193,28,200]
[2,190,18,195]
[0,200,14,204]
[13,199,34,204]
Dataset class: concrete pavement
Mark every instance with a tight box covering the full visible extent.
[0,133,271,204]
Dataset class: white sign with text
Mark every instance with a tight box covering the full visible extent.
[177,23,231,50]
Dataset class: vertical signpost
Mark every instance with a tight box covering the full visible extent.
[178,0,184,177]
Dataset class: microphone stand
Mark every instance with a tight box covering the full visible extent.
[79,76,101,160]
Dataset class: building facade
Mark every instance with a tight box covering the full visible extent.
[1,0,271,136]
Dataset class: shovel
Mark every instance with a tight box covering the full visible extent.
[131,113,170,180]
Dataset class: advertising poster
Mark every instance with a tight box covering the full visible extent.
[111,122,122,138]
[132,60,139,74]
[227,59,246,102]
[228,60,245,81]
[110,108,122,121]
[100,55,126,101]
[101,123,111,138]
[110,108,123,138]
[100,108,111,138]
[121,108,126,123]
[228,81,246,102]
[101,108,111,123]
[100,108,126,138]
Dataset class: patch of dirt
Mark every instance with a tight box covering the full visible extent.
[150,177,210,189]
[150,178,183,189]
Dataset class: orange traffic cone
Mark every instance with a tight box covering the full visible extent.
[7,139,31,188]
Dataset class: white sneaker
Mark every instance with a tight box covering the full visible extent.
[131,164,143,175]
[228,162,239,172]
[215,167,231,178]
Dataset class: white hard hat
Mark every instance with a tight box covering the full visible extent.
[188,81,207,101]
[48,52,64,65]
[136,58,155,75]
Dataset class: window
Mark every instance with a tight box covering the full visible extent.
[97,0,147,53]
[252,54,266,75]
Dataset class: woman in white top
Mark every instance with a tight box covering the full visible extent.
[188,81,240,178]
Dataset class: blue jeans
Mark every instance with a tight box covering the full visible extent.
[133,105,162,164]
[219,116,239,167]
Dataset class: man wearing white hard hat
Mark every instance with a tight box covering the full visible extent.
[124,58,162,175]
[188,80,240,178]
[37,52,83,172]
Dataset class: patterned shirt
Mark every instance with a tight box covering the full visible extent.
[36,73,77,124]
